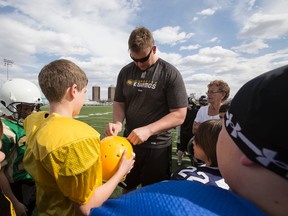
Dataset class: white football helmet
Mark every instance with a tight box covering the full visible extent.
[0,78,42,120]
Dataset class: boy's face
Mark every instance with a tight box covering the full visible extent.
[16,103,36,119]
[73,86,87,117]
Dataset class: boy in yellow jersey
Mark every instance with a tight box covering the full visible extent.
[23,59,135,216]
[0,120,16,216]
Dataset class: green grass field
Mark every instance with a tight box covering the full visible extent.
[42,105,191,197]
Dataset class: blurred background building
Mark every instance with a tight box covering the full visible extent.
[92,85,100,101]
[108,85,115,102]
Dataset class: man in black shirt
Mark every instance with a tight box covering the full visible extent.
[105,26,187,194]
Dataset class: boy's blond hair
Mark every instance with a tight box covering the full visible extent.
[38,59,88,102]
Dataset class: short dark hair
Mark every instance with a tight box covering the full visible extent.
[128,26,154,52]
[39,59,88,103]
[219,101,231,113]
[194,119,222,166]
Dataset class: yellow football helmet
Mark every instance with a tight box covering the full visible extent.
[100,136,134,181]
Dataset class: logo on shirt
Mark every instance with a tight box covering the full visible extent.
[126,79,157,89]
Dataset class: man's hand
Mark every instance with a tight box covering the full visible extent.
[127,126,152,145]
[104,122,122,137]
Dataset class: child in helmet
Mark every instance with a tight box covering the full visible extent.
[0,78,42,216]
[23,59,134,216]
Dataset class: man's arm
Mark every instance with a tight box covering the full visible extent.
[128,107,187,145]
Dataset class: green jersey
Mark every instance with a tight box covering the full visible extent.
[1,118,32,182]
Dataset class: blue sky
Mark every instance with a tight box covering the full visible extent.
[0,0,288,100]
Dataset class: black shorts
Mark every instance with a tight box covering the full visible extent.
[120,145,172,190]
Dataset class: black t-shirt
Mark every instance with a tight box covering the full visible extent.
[115,58,187,148]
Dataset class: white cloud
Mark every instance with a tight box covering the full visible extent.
[232,39,269,54]
[0,0,287,100]
[176,46,239,79]
[0,0,139,59]
[197,7,218,16]
[192,17,198,22]
[179,44,201,51]
[240,12,288,40]
[181,46,288,97]
[208,37,220,43]
[153,26,194,46]
[247,0,256,10]
[231,0,288,41]
[198,46,238,58]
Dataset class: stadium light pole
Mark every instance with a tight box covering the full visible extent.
[4,58,14,80]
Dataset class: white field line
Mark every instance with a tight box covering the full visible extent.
[74,112,112,119]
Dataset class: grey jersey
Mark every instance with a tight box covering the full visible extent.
[115,58,187,148]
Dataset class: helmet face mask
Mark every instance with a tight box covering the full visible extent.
[0,79,42,121]
[13,102,37,121]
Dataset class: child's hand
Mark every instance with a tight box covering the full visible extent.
[117,150,135,179]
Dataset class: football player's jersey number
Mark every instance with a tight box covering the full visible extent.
[177,167,209,184]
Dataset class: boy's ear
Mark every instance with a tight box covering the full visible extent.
[67,84,78,99]
[72,84,78,93]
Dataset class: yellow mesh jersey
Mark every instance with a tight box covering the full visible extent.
[23,112,102,216]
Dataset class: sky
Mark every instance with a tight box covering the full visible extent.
[0,0,288,100]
